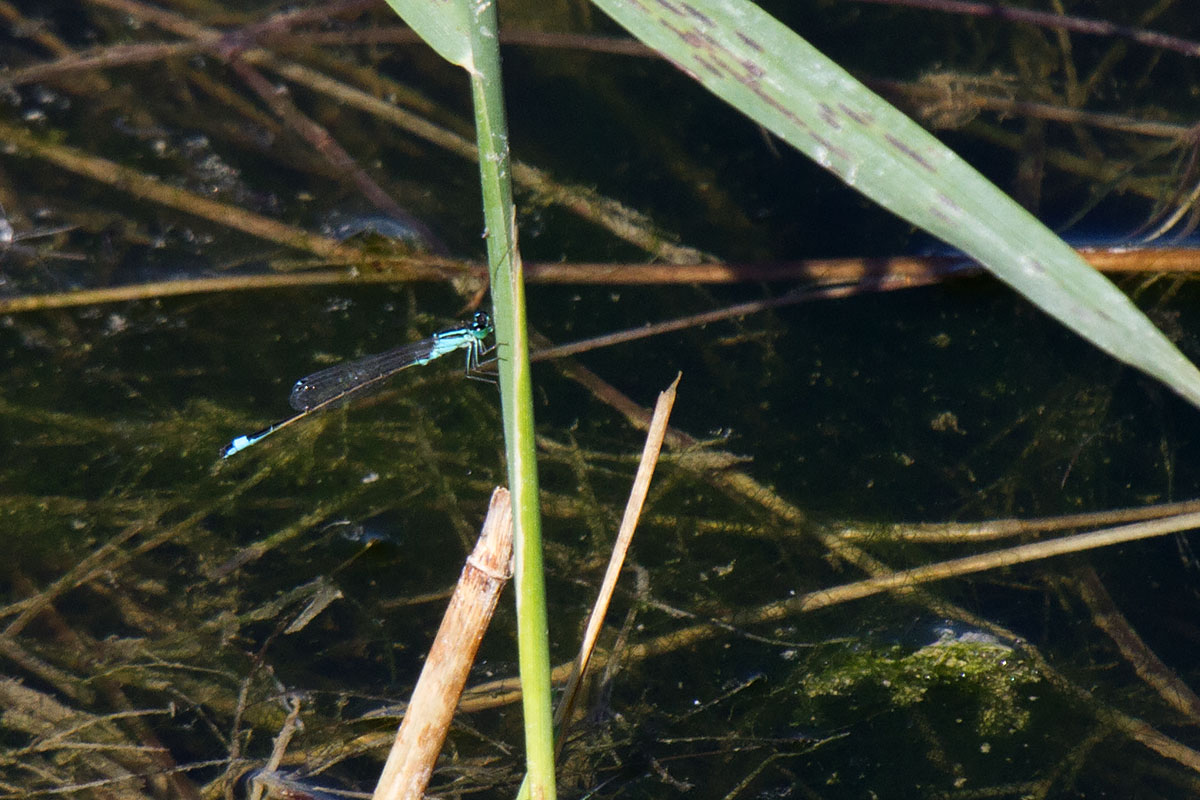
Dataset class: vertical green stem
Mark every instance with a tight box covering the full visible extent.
[466,2,555,797]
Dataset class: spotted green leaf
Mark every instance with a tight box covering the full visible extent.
[591,0,1200,407]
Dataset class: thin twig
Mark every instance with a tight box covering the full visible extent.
[1073,565,1200,724]
[552,374,680,756]
[74,0,710,264]
[7,241,1200,315]
[247,696,304,800]
[833,497,1200,544]
[0,120,355,261]
[527,277,947,364]
[856,0,1200,59]
[562,514,1200,679]
[0,265,481,313]
[222,54,450,255]
[877,76,1198,141]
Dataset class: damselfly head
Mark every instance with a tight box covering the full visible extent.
[470,310,493,334]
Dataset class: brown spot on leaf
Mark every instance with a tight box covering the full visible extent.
[736,31,765,52]
[692,54,722,78]
[809,132,851,165]
[739,58,764,79]
[817,102,841,130]
[934,193,963,220]
[680,3,714,26]
[885,133,935,172]
[838,103,874,126]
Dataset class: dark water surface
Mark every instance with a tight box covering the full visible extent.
[3,1,1200,798]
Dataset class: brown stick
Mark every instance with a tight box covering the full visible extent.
[6,242,1200,315]
[372,488,514,800]
[69,0,709,264]
[1074,566,1200,724]
[834,497,1200,544]
[552,374,680,755]
[855,0,1200,60]
[222,55,450,255]
[0,120,353,260]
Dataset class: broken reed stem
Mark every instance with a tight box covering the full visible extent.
[372,487,513,800]
[552,373,680,754]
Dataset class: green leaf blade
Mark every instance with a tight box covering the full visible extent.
[382,0,474,69]
[592,0,1200,407]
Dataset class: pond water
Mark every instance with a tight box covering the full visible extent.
[3,1,1200,798]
